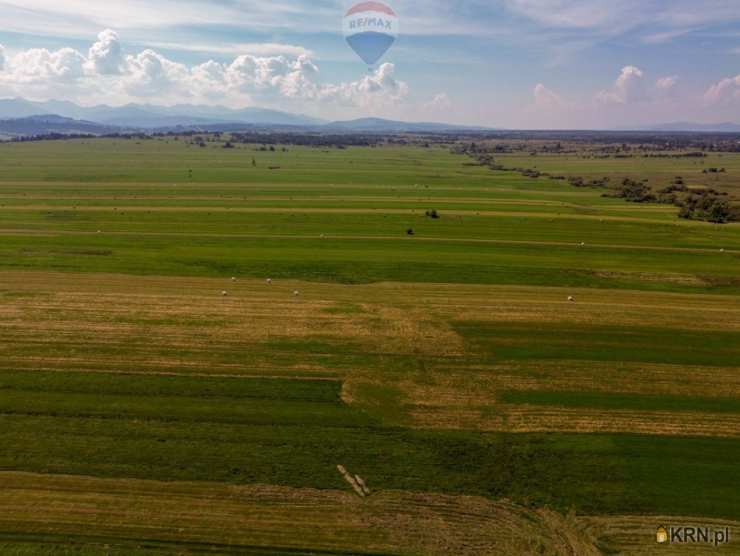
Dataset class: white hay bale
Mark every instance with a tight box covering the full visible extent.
[355,475,371,496]
[221,291,228,297]
[293,290,300,297]
[266,278,272,284]
[231,277,237,282]
[568,296,575,302]
[337,465,366,498]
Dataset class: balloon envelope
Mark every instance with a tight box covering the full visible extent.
[343,1,398,66]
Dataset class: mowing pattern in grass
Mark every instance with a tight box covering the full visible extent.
[502,390,740,414]
[1,139,739,553]
[0,140,739,294]
[454,321,740,367]
[0,370,739,521]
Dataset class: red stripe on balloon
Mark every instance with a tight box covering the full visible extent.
[345,2,396,17]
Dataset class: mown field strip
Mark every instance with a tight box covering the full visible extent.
[583,515,740,555]
[0,472,736,555]
[0,194,602,206]
[3,227,738,255]
[1,204,688,224]
[0,472,607,556]
[1,140,739,552]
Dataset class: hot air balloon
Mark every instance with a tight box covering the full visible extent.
[343,1,398,67]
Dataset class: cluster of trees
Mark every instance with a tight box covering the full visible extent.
[678,192,736,223]
[10,133,97,142]
[568,176,610,188]
[607,179,656,203]
[606,177,738,223]
[454,141,739,225]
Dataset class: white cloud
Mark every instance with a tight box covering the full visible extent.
[0,44,5,72]
[642,29,693,44]
[222,54,318,101]
[0,0,253,32]
[533,83,563,109]
[704,75,740,104]
[597,65,647,104]
[655,75,678,98]
[0,30,408,110]
[87,29,124,75]
[140,41,313,58]
[123,49,189,97]
[424,92,452,111]
[656,76,678,90]
[319,63,409,107]
[7,47,86,84]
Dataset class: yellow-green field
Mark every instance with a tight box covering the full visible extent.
[0,138,739,555]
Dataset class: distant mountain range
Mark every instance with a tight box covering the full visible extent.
[0,114,122,137]
[0,98,325,129]
[0,98,487,137]
[3,98,737,137]
[323,117,488,132]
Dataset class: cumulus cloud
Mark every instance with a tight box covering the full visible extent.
[123,49,189,96]
[533,83,563,109]
[5,47,86,85]
[318,63,408,107]
[87,29,124,75]
[596,67,685,104]
[655,75,678,98]
[704,75,740,105]
[597,65,647,104]
[225,54,319,99]
[424,93,452,111]
[656,75,678,91]
[0,30,408,109]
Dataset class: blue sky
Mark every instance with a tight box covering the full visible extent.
[0,0,739,127]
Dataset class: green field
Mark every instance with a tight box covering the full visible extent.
[0,137,739,555]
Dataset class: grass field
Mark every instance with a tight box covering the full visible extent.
[0,137,739,554]
[496,150,740,199]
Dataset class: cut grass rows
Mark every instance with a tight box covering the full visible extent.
[0,370,739,520]
[501,390,740,414]
[1,140,740,552]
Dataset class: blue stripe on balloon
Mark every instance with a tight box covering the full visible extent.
[346,32,396,66]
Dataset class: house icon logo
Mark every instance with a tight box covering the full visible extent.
[657,526,669,544]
